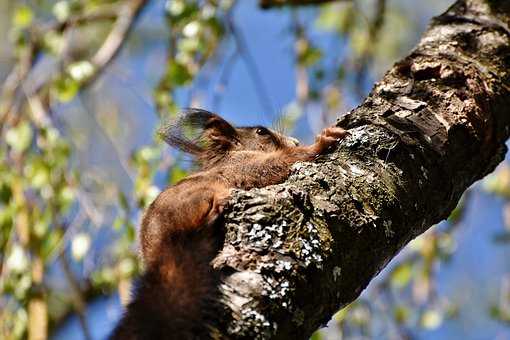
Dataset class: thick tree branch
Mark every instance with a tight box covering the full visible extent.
[212,0,510,338]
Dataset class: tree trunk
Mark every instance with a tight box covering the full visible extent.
[212,0,510,339]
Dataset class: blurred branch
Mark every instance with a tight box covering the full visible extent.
[1,0,149,135]
[39,4,119,34]
[291,12,309,106]
[29,257,47,340]
[0,41,40,133]
[212,49,239,111]
[1,4,114,130]
[59,253,92,340]
[88,0,148,86]
[226,10,275,116]
[49,278,108,335]
[0,3,150,338]
[353,0,387,98]
[260,0,347,9]
[77,95,136,183]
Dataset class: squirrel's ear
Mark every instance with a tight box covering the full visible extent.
[158,108,238,155]
[178,108,238,149]
[201,114,239,149]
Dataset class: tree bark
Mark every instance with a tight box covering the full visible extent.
[213,0,510,339]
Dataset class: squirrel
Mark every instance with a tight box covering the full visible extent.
[109,108,348,340]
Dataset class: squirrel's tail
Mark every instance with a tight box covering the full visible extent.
[109,226,223,340]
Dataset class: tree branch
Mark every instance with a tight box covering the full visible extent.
[89,0,147,83]
[212,0,510,338]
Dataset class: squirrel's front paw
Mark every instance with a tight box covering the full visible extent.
[316,126,348,149]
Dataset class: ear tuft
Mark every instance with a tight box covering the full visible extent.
[158,108,238,156]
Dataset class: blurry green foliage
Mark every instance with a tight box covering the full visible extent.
[0,0,508,340]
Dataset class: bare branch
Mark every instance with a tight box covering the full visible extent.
[89,0,148,84]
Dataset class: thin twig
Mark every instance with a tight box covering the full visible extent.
[212,48,239,112]
[38,4,119,34]
[0,42,40,133]
[76,95,136,183]
[226,10,275,116]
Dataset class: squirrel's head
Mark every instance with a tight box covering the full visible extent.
[159,108,299,169]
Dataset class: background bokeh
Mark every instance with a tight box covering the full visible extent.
[0,0,509,339]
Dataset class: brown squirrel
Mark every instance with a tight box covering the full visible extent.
[109,108,347,339]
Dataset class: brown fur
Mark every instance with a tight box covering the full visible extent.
[110,109,347,339]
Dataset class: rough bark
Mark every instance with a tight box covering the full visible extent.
[212,0,510,339]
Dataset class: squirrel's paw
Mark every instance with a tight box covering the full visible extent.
[315,126,349,149]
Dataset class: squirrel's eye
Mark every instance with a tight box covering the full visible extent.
[255,127,270,136]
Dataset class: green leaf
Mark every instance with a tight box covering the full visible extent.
[316,3,354,33]
[166,0,185,16]
[421,309,443,330]
[447,195,465,224]
[170,165,187,184]
[6,245,29,273]
[118,191,130,211]
[298,46,322,67]
[53,2,68,21]
[71,233,91,261]
[118,257,136,278]
[0,182,12,204]
[53,75,80,102]
[316,4,342,31]
[178,37,201,53]
[33,219,49,238]
[13,308,28,339]
[145,185,160,204]
[6,122,33,153]
[182,21,201,38]
[166,60,192,86]
[41,228,63,259]
[113,217,124,230]
[310,330,323,340]
[43,30,64,55]
[13,5,34,29]
[58,186,75,209]
[67,61,95,82]
[26,161,50,189]
[138,146,161,162]
[394,305,410,324]
[390,263,412,288]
